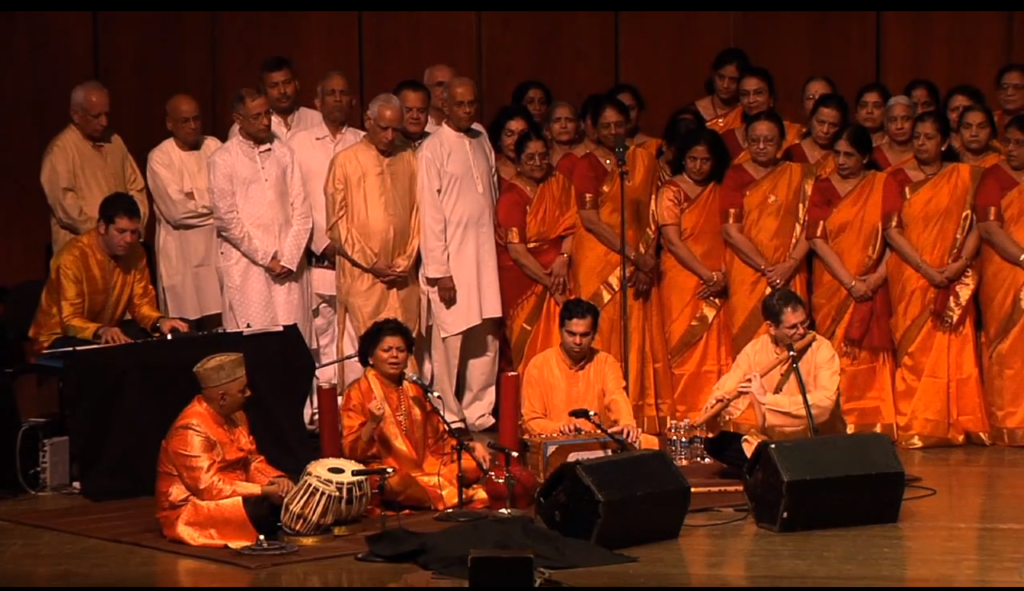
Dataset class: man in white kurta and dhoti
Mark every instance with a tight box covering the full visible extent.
[416,77,502,433]
[147,94,223,331]
[326,92,420,382]
[208,88,313,345]
[287,70,365,427]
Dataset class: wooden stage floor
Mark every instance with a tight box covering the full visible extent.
[1,445,1022,587]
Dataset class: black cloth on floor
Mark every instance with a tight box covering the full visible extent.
[363,515,637,580]
[705,430,749,476]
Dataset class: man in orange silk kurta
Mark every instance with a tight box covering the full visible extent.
[156,353,296,548]
[521,298,659,450]
[703,289,843,468]
[28,192,188,356]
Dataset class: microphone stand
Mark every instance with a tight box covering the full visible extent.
[355,472,395,563]
[615,142,631,396]
[493,449,529,518]
[788,346,819,437]
[579,414,631,453]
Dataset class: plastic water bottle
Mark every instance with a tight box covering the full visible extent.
[678,419,692,465]
[691,423,709,464]
[666,420,679,463]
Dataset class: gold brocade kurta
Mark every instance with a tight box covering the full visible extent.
[340,369,488,510]
[155,397,285,548]
[326,138,420,349]
[40,124,149,253]
[27,230,163,354]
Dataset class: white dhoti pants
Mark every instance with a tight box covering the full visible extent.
[420,317,500,431]
[303,295,361,429]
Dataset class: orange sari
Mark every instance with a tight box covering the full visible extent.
[694,97,743,135]
[882,164,989,447]
[807,173,896,437]
[976,164,1024,445]
[570,148,672,433]
[872,144,914,171]
[495,173,577,373]
[784,141,837,178]
[340,369,488,510]
[657,180,732,421]
[724,120,804,164]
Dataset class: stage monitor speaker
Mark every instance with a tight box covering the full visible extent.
[535,450,691,550]
[744,433,905,533]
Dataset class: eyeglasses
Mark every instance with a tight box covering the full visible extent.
[523,153,550,164]
[245,110,273,123]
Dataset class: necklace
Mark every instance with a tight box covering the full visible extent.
[917,162,942,178]
[394,384,410,436]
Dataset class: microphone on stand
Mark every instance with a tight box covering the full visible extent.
[315,351,359,370]
[568,408,631,452]
[404,372,442,399]
[613,134,629,168]
[486,440,520,459]
[786,343,819,437]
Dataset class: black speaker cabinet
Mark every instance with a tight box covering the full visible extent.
[535,450,691,550]
[743,433,905,533]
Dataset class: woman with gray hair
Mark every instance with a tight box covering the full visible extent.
[873,95,916,170]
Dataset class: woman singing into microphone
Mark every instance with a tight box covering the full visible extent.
[340,318,491,510]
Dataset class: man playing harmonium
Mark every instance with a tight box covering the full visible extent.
[28,191,189,355]
[520,298,658,449]
[702,288,843,469]
[340,318,492,510]
[156,352,296,548]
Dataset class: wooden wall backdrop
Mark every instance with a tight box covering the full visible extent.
[3,10,1023,286]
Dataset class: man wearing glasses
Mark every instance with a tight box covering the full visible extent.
[701,288,843,469]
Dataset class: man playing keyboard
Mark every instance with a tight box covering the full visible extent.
[28,192,189,355]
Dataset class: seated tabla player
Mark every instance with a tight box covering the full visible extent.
[702,288,843,469]
[156,352,296,548]
[520,298,659,450]
[340,318,492,510]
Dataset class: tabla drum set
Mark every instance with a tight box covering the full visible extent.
[278,458,373,545]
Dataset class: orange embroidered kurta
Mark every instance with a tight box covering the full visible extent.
[976,163,1024,445]
[783,141,837,179]
[28,231,163,355]
[155,397,284,548]
[882,164,989,447]
[520,346,659,449]
[656,180,732,421]
[495,173,577,372]
[807,173,897,436]
[340,369,487,510]
[570,148,672,433]
[709,333,844,457]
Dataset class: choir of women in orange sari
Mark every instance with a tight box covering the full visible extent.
[854,82,892,147]
[783,93,847,178]
[341,318,492,510]
[657,128,733,421]
[881,111,989,448]
[977,114,1024,445]
[807,125,896,436]
[723,67,804,163]
[487,104,540,191]
[495,129,577,373]
[570,95,670,432]
[873,96,916,170]
[691,47,751,135]
[956,105,1004,168]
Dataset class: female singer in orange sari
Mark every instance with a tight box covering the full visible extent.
[873,96,916,171]
[854,82,892,147]
[956,105,1004,168]
[783,93,847,178]
[657,128,733,421]
[496,130,577,373]
[691,47,750,135]
[807,125,896,437]
[976,115,1024,445]
[570,95,670,432]
[340,318,492,510]
[882,111,989,448]
[547,101,588,179]
[487,104,538,191]
[724,67,804,163]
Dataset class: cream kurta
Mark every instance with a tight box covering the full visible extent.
[326,138,420,335]
[416,123,502,337]
[228,106,321,143]
[147,136,223,320]
[208,136,313,344]
[40,124,150,253]
[287,121,366,296]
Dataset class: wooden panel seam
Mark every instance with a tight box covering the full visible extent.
[358,11,366,115]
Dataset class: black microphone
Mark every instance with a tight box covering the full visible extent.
[404,373,441,399]
[613,134,628,167]
[486,440,520,459]
[568,408,595,419]
[351,466,396,477]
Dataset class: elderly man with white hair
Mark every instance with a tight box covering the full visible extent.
[325,92,421,387]
[41,80,149,253]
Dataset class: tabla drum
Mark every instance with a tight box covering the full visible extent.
[280,458,372,537]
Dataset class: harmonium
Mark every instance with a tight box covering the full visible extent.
[522,432,619,480]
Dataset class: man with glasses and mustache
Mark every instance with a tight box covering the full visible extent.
[228,56,320,142]
[701,288,843,470]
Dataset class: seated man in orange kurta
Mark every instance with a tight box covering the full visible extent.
[156,353,296,548]
[702,289,843,469]
[520,298,658,450]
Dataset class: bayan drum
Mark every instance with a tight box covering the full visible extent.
[280,458,372,540]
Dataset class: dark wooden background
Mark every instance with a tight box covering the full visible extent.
[4,10,1023,286]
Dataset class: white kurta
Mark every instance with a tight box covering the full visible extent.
[227,106,321,143]
[286,121,366,296]
[146,136,223,320]
[416,123,502,337]
[208,136,314,345]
